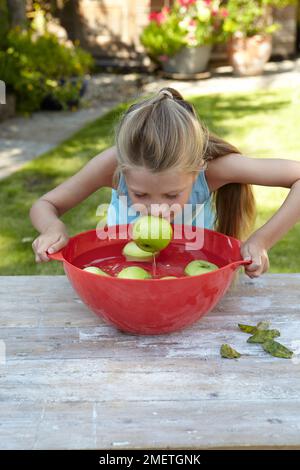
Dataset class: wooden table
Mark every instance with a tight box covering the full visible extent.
[1,274,300,450]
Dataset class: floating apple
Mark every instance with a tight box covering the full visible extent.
[132,215,173,253]
[160,276,178,280]
[83,266,110,277]
[122,241,158,262]
[117,266,151,280]
[184,259,218,276]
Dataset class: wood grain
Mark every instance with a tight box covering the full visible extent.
[0,274,299,449]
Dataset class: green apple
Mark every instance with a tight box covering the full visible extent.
[132,215,173,253]
[184,259,218,276]
[122,241,158,262]
[83,266,110,277]
[160,276,178,280]
[117,266,151,280]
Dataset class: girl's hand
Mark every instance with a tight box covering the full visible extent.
[240,236,270,278]
[32,220,69,263]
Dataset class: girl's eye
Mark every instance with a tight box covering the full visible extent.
[133,193,178,199]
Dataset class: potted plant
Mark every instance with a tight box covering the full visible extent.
[222,0,296,76]
[0,27,93,113]
[140,0,228,75]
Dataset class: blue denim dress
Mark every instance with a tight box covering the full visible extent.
[106,169,216,229]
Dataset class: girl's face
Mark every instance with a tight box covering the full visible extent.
[124,167,197,221]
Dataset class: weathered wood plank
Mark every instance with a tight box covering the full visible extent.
[1,357,300,403]
[0,400,300,450]
[1,321,299,360]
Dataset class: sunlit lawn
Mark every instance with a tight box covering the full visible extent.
[0,87,300,274]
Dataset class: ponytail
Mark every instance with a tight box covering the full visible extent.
[204,132,257,241]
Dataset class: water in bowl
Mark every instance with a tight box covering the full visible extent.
[72,240,227,279]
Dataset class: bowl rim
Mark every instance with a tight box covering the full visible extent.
[53,225,250,282]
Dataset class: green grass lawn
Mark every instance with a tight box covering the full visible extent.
[0,87,300,275]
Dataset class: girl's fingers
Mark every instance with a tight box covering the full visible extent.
[244,249,262,277]
[37,249,50,262]
[246,258,261,272]
[32,234,66,263]
[47,235,67,254]
[240,244,252,262]
[243,247,261,271]
[33,241,42,263]
[35,242,55,262]
[246,254,269,278]
[37,235,64,262]
[241,242,269,279]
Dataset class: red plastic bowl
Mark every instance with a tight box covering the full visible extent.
[47,224,250,335]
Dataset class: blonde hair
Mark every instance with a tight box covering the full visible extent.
[113,87,256,242]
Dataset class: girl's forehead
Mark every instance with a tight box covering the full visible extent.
[125,168,193,191]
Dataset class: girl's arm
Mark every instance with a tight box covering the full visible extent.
[30,145,117,262]
[30,145,117,225]
[206,155,300,277]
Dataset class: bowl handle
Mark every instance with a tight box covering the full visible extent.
[47,250,64,262]
[231,259,252,269]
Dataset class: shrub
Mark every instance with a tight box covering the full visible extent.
[0,27,94,113]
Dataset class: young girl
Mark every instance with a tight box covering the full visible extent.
[30,87,300,279]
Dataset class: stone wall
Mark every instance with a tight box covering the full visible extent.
[58,0,150,67]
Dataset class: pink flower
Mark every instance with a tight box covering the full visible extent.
[148,11,165,24]
[221,8,229,18]
[149,11,159,22]
[178,0,196,7]
[148,6,170,24]
[162,6,170,15]
[204,0,212,4]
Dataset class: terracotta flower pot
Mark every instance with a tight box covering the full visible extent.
[227,34,272,76]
